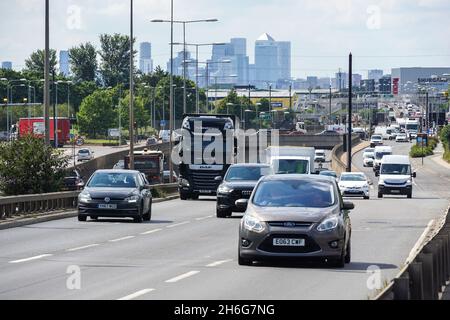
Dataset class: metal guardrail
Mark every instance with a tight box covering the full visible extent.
[375,205,450,300]
[0,183,179,220]
[331,135,361,174]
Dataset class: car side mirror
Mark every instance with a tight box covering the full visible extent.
[412,172,417,178]
[343,201,355,211]
[235,199,249,210]
[214,176,223,182]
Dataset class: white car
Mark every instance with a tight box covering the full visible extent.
[339,172,370,199]
[314,150,326,163]
[396,133,409,143]
[363,153,375,167]
[77,148,94,162]
[370,135,383,147]
[113,160,125,169]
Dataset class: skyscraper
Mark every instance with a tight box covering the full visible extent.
[59,50,70,76]
[255,33,279,88]
[277,41,291,81]
[139,42,153,75]
[1,61,12,70]
[368,69,384,81]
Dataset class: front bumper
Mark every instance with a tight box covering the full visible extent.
[239,225,346,260]
[78,200,140,218]
[217,191,252,212]
[379,184,412,195]
[341,188,370,197]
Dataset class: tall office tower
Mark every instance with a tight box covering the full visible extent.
[255,33,279,88]
[139,42,153,74]
[1,61,12,70]
[59,50,70,76]
[277,41,291,81]
[352,74,362,87]
[335,71,348,90]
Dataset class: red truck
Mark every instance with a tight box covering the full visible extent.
[18,117,71,147]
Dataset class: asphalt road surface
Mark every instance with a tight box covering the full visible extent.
[0,140,449,300]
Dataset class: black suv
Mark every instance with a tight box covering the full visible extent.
[63,169,85,191]
[216,164,271,218]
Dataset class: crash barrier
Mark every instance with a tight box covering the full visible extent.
[0,183,178,220]
[331,135,361,174]
[376,205,450,300]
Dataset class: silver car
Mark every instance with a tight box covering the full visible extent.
[237,175,354,268]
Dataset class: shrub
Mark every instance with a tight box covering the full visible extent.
[0,135,69,195]
[410,145,434,158]
[151,187,167,199]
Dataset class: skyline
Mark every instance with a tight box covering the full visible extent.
[1,0,450,78]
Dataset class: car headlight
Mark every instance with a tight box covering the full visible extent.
[243,215,265,233]
[78,192,91,203]
[125,195,140,203]
[378,179,385,185]
[180,178,190,187]
[317,215,339,232]
[407,179,412,184]
[218,185,233,194]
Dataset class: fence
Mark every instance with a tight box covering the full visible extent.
[0,183,178,220]
[331,134,361,174]
[376,205,450,300]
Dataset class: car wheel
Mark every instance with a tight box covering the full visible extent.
[345,240,351,264]
[134,206,143,223]
[216,207,232,218]
[90,216,98,221]
[238,249,252,266]
[407,191,412,199]
[330,250,346,268]
[378,192,383,198]
[78,214,87,222]
[180,192,189,200]
[191,194,199,200]
[143,201,152,221]
[364,196,370,200]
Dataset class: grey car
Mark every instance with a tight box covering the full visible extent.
[237,175,354,268]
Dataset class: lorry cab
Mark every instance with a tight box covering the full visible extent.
[125,149,164,185]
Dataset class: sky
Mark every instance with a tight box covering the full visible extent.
[1,0,450,79]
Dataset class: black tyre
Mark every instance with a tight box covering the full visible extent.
[143,201,152,221]
[134,206,143,223]
[345,240,351,264]
[378,192,383,198]
[238,250,252,266]
[216,207,232,218]
[407,191,412,199]
[364,196,370,200]
[78,214,87,222]
[90,216,98,221]
[330,250,345,268]
[191,194,199,200]
[180,192,189,200]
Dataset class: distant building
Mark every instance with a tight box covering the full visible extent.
[277,41,291,81]
[59,50,70,76]
[368,69,384,81]
[306,76,318,89]
[379,76,392,94]
[391,67,450,94]
[335,71,348,91]
[1,61,12,70]
[139,42,153,74]
[352,74,362,88]
[360,79,376,93]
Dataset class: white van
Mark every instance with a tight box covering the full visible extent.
[373,146,392,172]
[159,130,170,143]
[376,155,416,198]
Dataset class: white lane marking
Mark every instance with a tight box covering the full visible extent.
[9,254,53,264]
[108,236,135,243]
[195,215,213,221]
[166,221,190,229]
[118,288,155,300]
[140,228,162,235]
[206,259,233,267]
[66,244,99,252]
[165,271,200,283]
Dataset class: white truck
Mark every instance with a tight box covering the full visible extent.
[266,146,316,175]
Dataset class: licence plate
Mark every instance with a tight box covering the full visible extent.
[273,238,305,247]
[98,204,117,209]
[199,190,212,194]
[391,190,400,194]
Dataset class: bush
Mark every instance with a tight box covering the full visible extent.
[410,145,434,158]
[0,135,69,195]
[441,125,450,163]
[151,187,167,199]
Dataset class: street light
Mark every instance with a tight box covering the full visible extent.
[151,18,219,115]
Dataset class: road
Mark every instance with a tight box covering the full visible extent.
[0,140,449,300]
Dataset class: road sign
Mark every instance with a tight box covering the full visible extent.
[259,114,271,120]
[160,120,167,127]
[108,128,120,138]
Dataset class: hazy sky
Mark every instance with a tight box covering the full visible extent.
[1,0,450,78]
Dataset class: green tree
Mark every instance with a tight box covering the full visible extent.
[99,33,136,87]
[118,93,150,132]
[69,42,98,82]
[0,135,68,195]
[25,49,57,75]
[77,89,117,138]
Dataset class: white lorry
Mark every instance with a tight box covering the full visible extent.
[266,146,316,175]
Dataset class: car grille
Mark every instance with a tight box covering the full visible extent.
[385,181,406,186]
[258,234,321,254]
[192,170,223,190]
[231,189,254,199]
[267,222,313,228]
[91,198,125,202]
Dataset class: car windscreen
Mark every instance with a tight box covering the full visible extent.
[372,135,382,140]
[340,174,366,182]
[78,150,89,154]
[225,166,271,181]
[134,159,159,170]
[381,164,411,175]
[88,172,137,188]
[364,153,375,159]
[253,180,335,208]
[273,160,309,174]
[319,171,337,178]
[376,151,391,160]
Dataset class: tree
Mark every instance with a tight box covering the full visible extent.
[118,93,150,133]
[99,33,136,87]
[25,49,57,75]
[0,135,68,195]
[69,42,98,82]
[77,89,117,138]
